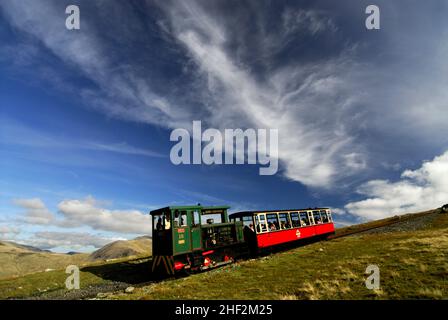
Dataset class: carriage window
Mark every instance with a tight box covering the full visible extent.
[179,210,188,226]
[320,210,329,223]
[155,210,171,230]
[313,211,322,224]
[243,216,255,231]
[299,212,310,226]
[266,213,279,231]
[192,210,200,226]
[256,214,267,233]
[290,212,300,227]
[278,213,291,229]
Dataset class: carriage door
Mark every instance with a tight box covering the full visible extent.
[190,209,202,251]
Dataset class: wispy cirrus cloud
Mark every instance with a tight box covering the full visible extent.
[0,119,164,158]
[1,0,448,193]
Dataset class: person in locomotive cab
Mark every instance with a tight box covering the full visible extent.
[156,217,163,230]
[173,210,180,227]
[164,212,171,230]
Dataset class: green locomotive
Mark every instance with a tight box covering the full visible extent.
[150,205,247,275]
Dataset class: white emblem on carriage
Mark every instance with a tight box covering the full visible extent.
[296,230,301,238]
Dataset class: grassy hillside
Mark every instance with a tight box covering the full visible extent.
[0,236,151,281]
[108,210,447,300]
[0,210,446,299]
[0,241,89,280]
[89,236,152,261]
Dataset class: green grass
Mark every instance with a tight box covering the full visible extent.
[1,210,446,300]
[0,269,107,299]
[0,255,152,299]
[108,212,448,300]
[0,250,90,280]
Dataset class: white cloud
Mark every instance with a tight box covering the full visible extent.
[13,198,55,225]
[57,196,152,234]
[159,2,365,187]
[345,150,448,220]
[13,198,46,210]
[13,196,152,235]
[26,232,122,250]
[282,8,337,36]
[330,208,347,215]
[0,0,187,129]
[0,225,20,241]
[2,1,448,191]
[85,142,165,158]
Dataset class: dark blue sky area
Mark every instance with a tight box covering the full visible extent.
[1,0,447,251]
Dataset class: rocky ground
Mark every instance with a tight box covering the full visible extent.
[354,210,441,235]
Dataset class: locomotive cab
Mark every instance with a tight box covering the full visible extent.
[150,205,246,274]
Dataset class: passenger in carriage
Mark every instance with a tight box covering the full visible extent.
[300,219,307,227]
[156,217,163,230]
[269,222,277,231]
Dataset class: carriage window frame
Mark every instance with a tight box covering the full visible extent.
[308,211,315,225]
[290,212,300,228]
[266,213,280,232]
[179,210,188,227]
[320,210,329,223]
[192,210,201,226]
[278,212,291,229]
[312,210,322,224]
[299,211,310,226]
[255,214,268,233]
[242,215,255,229]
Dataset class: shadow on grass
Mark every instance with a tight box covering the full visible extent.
[81,257,166,284]
[80,236,331,285]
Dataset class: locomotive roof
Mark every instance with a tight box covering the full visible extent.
[229,208,330,218]
[150,205,230,215]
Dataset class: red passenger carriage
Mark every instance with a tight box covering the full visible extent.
[229,208,334,252]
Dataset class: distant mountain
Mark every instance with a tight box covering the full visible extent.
[66,251,81,255]
[0,241,89,279]
[0,241,51,253]
[0,236,152,279]
[89,236,152,261]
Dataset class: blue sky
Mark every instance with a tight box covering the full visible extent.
[1,0,447,252]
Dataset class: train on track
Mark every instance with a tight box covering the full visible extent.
[150,205,335,275]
